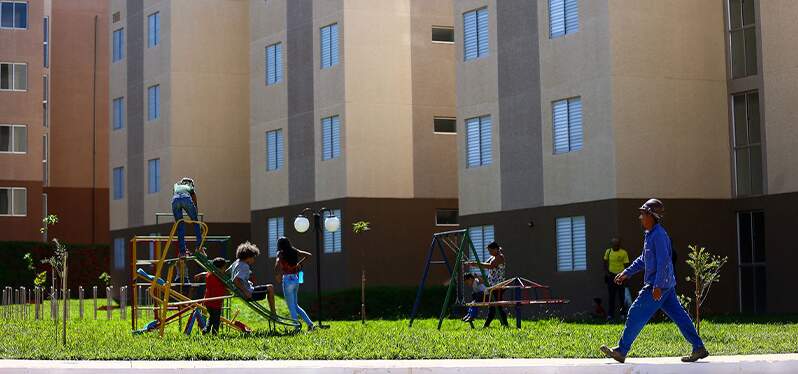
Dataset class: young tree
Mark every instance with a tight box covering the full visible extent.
[352,221,370,324]
[685,244,728,336]
[40,215,68,346]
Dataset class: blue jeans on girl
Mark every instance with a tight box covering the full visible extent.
[282,274,314,328]
[171,195,202,256]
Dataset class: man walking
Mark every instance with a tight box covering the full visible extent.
[600,199,708,363]
[603,237,629,320]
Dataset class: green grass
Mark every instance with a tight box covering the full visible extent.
[1,298,797,360]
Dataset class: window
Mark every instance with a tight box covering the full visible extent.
[114,238,125,270]
[320,23,339,69]
[433,117,456,134]
[323,209,343,253]
[266,129,284,171]
[435,209,458,226]
[463,8,488,61]
[147,85,160,121]
[0,63,27,91]
[147,158,160,194]
[43,17,49,68]
[321,115,341,161]
[737,211,766,313]
[42,134,47,185]
[113,167,124,200]
[147,12,160,48]
[728,0,757,78]
[465,115,491,167]
[553,97,583,154]
[0,187,26,216]
[112,28,124,62]
[112,12,120,23]
[556,216,587,271]
[265,43,282,85]
[0,124,26,153]
[432,26,454,43]
[468,225,494,263]
[42,76,47,102]
[549,0,579,38]
[112,97,124,130]
[732,91,763,196]
[1,1,27,29]
[267,217,285,257]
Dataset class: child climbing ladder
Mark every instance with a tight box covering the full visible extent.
[172,177,203,257]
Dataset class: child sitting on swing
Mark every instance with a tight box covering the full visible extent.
[462,273,487,322]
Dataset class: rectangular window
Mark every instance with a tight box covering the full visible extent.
[0,187,26,216]
[265,43,282,85]
[42,134,47,185]
[266,129,284,171]
[112,12,120,24]
[553,97,583,154]
[0,124,26,153]
[433,117,456,134]
[320,23,339,69]
[728,0,757,78]
[43,17,49,67]
[0,63,27,91]
[463,8,488,61]
[321,115,341,161]
[465,115,492,167]
[435,209,458,226]
[1,1,27,29]
[147,12,160,48]
[113,166,124,200]
[113,97,124,130]
[147,158,160,194]
[267,217,285,258]
[737,211,766,313]
[468,225,495,263]
[549,0,579,38]
[556,216,587,271]
[323,209,343,253]
[732,91,763,196]
[114,238,125,270]
[147,85,160,121]
[42,76,47,102]
[112,28,124,62]
[432,26,454,43]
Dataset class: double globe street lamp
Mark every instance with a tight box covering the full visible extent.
[293,207,340,329]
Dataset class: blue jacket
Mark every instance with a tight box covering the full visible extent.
[624,223,676,289]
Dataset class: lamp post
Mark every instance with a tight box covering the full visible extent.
[293,207,340,329]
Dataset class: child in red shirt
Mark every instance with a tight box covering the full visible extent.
[194,257,228,334]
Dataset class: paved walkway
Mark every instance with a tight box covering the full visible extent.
[2,354,798,373]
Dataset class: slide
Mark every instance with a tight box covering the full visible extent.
[192,252,301,329]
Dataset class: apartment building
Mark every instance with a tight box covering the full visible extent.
[108,0,251,285]
[248,0,459,291]
[454,0,798,314]
[0,0,109,244]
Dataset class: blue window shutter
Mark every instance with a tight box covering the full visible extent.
[482,225,494,261]
[148,14,154,47]
[113,167,124,200]
[479,116,492,165]
[568,98,583,151]
[148,160,154,193]
[553,99,569,154]
[268,217,280,257]
[147,87,153,120]
[275,43,282,83]
[1,3,12,28]
[266,131,275,171]
[14,2,26,28]
[564,0,579,34]
[265,45,272,85]
[330,24,339,66]
[332,115,341,159]
[556,217,573,271]
[155,86,160,119]
[571,216,587,270]
[155,13,160,45]
[463,10,477,61]
[549,0,565,38]
[466,118,480,167]
[324,225,333,253]
[477,8,489,57]
[321,25,331,68]
[276,129,284,169]
[333,209,342,252]
[322,117,331,160]
[468,226,483,261]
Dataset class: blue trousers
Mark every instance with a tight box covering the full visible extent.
[171,196,201,255]
[618,286,704,355]
[282,274,314,327]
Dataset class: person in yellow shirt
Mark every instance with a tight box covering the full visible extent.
[604,237,630,320]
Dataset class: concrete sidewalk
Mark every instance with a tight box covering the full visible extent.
[2,354,798,373]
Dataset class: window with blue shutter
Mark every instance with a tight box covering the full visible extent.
[466,115,491,168]
[266,129,283,171]
[556,216,587,271]
[113,97,124,130]
[113,167,124,200]
[266,43,282,85]
[1,1,26,28]
[552,97,582,154]
[114,238,125,270]
[549,0,579,38]
[147,85,160,121]
[321,115,341,161]
[468,225,495,269]
[147,158,160,194]
[112,28,124,62]
[323,209,342,253]
[267,217,285,257]
[463,8,488,61]
[148,12,160,48]
[320,23,339,69]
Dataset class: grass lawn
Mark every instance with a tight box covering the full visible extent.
[1,298,797,360]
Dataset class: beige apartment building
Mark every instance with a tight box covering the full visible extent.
[455,0,798,314]
[0,0,109,245]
